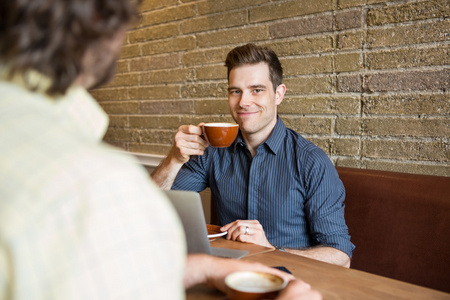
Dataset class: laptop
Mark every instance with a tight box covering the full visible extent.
[164,190,249,259]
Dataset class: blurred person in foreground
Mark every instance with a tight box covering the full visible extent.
[0,0,321,299]
[152,43,354,268]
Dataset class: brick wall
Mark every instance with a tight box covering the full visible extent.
[90,0,450,176]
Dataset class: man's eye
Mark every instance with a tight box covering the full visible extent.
[229,90,241,94]
[253,89,262,93]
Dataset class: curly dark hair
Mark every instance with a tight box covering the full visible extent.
[225,43,283,92]
[0,0,140,95]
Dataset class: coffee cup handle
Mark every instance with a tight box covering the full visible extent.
[200,124,209,144]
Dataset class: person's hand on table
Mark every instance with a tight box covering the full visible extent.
[221,219,275,249]
[184,254,294,292]
[170,123,208,164]
[184,255,321,299]
[276,279,322,300]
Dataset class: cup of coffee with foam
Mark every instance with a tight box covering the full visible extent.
[225,271,288,300]
[202,123,239,148]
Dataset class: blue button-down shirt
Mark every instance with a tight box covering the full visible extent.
[172,116,355,257]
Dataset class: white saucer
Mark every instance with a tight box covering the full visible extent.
[208,231,227,239]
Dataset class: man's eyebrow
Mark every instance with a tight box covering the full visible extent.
[249,84,267,89]
[227,84,267,91]
[227,86,239,91]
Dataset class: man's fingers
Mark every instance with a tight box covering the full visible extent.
[175,132,208,149]
[179,124,203,135]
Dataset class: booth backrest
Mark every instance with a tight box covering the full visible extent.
[336,167,450,293]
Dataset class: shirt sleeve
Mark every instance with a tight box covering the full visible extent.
[172,149,210,192]
[302,148,355,258]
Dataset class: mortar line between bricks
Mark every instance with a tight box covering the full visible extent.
[349,157,450,167]
[365,17,449,30]
[363,41,450,52]
[331,65,450,76]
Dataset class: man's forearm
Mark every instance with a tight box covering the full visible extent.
[151,154,184,190]
[284,246,351,268]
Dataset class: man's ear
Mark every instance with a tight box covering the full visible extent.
[275,84,286,105]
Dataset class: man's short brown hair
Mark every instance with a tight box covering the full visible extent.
[225,43,283,91]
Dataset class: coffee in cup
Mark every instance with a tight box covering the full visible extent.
[225,271,287,300]
[202,123,239,148]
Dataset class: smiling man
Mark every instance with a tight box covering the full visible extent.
[152,43,355,267]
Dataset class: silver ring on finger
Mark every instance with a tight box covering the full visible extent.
[245,226,249,235]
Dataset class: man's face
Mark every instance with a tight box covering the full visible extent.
[228,62,285,141]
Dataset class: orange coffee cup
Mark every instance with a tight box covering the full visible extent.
[202,123,239,148]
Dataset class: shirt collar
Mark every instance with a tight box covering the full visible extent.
[55,86,109,142]
[233,115,286,155]
[263,115,286,155]
[0,66,108,142]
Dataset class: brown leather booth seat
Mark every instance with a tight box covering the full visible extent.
[210,167,450,292]
[336,167,450,293]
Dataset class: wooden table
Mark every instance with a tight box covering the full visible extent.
[209,237,274,256]
[186,238,450,300]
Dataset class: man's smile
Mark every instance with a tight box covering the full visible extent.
[237,111,258,116]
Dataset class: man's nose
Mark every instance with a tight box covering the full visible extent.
[239,91,251,107]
